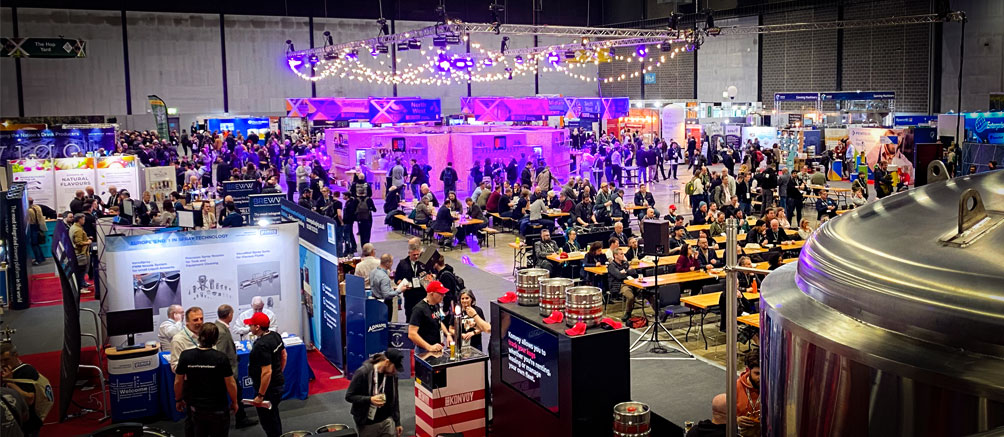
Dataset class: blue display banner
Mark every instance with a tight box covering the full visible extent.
[644,72,657,84]
[546,97,570,115]
[249,193,286,224]
[279,199,340,257]
[369,98,442,124]
[964,113,1004,144]
[893,115,937,126]
[108,352,160,421]
[206,118,270,143]
[820,91,895,101]
[344,274,388,377]
[221,180,261,223]
[0,127,116,162]
[319,256,343,369]
[774,92,819,102]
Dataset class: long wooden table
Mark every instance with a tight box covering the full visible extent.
[752,258,797,270]
[737,314,760,329]
[680,291,760,349]
[624,270,723,289]
[546,251,586,263]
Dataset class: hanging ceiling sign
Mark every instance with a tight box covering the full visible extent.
[2,37,86,58]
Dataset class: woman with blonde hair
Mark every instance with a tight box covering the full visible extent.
[797,218,813,240]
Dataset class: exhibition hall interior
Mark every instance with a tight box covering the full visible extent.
[1,0,1002,436]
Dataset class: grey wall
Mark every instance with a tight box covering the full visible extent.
[760,5,839,109]
[942,0,1004,112]
[697,16,759,103]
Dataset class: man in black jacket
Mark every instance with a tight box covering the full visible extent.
[395,239,428,321]
[608,248,654,322]
[345,350,404,437]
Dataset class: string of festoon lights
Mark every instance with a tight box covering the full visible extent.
[288,37,686,85]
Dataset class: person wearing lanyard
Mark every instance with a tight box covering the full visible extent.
[736,349,761,436]
[395,239,427,321]
[174,323,238,437]
[345,350,405,437]
[245,312,287,437]
[170,307,204,372]
[407,281,450,353]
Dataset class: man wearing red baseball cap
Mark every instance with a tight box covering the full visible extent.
[407,280,450,353]
[245,312,287,437]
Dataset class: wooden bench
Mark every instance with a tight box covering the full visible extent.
[480,227,499,247]
[673,190,681,203]
[435,231,454,250]
[489,213,513,233]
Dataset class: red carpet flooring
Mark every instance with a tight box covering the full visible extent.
[307,349,351,395]
[29,273,96,308]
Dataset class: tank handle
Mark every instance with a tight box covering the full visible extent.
[927,160,949,184]
[957,188,987,235]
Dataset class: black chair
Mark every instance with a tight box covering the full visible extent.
[658,283,691,323]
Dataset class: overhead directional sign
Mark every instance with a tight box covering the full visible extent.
[2,37,86,58]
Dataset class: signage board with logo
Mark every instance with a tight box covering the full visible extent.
[964,113,1004,144]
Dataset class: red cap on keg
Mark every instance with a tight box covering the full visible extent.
[599,317,623,330]
[542,310,564,324]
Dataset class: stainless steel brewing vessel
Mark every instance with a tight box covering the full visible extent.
[760,168,1004,436]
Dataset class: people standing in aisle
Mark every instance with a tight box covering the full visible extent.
[245,313,287,437]
[686,136,697,171]
[69,213,92,292]
[213,305,257,429]
[158,305,185,351]
[370,254,404,322]
[350,173,377,247]
[174,323,239,437]
[170,307,204,372]
[440,162,458,196]
[26,198,46,266]
[396,239,428,322]
[345,350,404,437]
[407,281,450,353]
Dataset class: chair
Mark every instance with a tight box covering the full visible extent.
[480,227,499,247]
[658,283,691,322]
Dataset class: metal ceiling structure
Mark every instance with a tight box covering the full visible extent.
[287,11,965,63]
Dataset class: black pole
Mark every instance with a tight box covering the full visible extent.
[309,16,316,98]
[835,4,844,90]
[954,16,966,151]
[121,10,132,115]
[12,7,24,117]
[220,13,229,113]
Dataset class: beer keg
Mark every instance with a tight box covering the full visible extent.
[515,268,549,306]
[538,278,574,316]
[613,401,651,436]
[760,167,1004,435]
[564,286,603,327]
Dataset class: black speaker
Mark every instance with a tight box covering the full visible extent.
[418,247,442,271]
[642,219,670,256]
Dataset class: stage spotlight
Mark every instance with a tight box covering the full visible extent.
[285,40,295,52]
[505,67,513,80]
[308,54,319,64]
[484,58,494,66]
[565,50,576,59]
[287,56,303,69]
[371,47,380,57]
[452,57,472,69]
[323,31,334,46]
[408,38,422,50]
[668,13,680,31]
[397,42,409,51]
[500,36,510,54]
[445,33,461,45]
[324,51,337,60]
[377,18,390,36]
[660,42,672,52]
[514,55,523,65]
[547,52,560,65]
[437,53,452,71]
[636,45,647,58]
[609,47,616,56]
[433,36,448,47]
[345,49,359,61]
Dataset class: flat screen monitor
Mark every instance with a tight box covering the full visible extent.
[498,309,559,414]
[391,137,407,152]
[493,136,507,150]
[176,209,195,228]
[106,308,154,346]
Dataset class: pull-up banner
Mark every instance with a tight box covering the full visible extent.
[249,193,286,224]
[2,182,30,309]
[221,180,261,223]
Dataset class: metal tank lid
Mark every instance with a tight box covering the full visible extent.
[796,168,1004,357]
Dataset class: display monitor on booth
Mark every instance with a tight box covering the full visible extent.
[392,137,407,152]
[498,309,560,414]
[107,307,154,349]
[493,136,507,150]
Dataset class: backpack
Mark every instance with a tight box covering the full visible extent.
[444,269,466,292]
[8,368,54,420]
[628,316,648,329]
[685,180,696,195]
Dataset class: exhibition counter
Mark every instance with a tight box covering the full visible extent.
[156,336,309,422]
[490,301,630,437]
[414,348,489,437]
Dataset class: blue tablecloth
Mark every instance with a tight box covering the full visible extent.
[157,336,309,422]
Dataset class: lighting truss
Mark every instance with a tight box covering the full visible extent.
[714,12,964,36]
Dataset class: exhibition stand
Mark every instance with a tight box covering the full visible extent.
[344,274,389,378]
[106,345,161,422]
[156,336,309,422]
[490,301,631,437]
[414,349,489,437]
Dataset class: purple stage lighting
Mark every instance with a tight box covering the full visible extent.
[437,53,452,71]
[515,55,523,65]
[636,45,647,57]
[345,49,359,61]
[547,52,560,65]
[483,58,494,66]
[308,54,319,64]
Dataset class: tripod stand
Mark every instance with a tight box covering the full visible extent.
[628,246,694,360]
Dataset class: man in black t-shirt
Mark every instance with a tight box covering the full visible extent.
[1,343,43,437]
[407,280,450,353]
[245,312,287,437]
[174,323,238,437]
